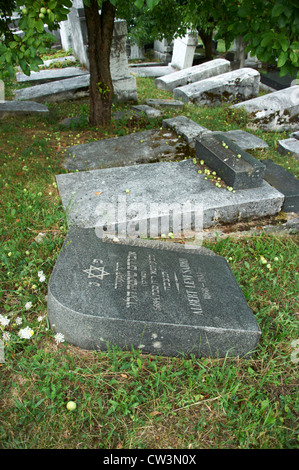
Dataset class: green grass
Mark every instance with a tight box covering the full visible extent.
[0,72,298,449]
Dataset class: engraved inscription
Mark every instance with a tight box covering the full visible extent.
[179,258,203,315]
[126,251,138,308]
[149,254,162,311]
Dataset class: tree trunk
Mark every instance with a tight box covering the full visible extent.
[84,0,116,126]
[198,29,214,60]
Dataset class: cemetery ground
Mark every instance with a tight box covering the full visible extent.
[0,69,298,449]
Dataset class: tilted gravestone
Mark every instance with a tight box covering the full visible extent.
[0,100,49,118]
[173,68,260,105]
[262,159,299,213]
[196,133,266,190]
[155,58,231,92]
[48,227,261,357]
[232,86,299,131]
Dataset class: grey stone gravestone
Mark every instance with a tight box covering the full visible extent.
[232,86,299,131]
[214,130,268,151]
[162,115,210,147]
[64,129,188,171]
[55,159,283,231]
[155,59,231,92]
[277,138,299,161]
[0,100,49,118]
[16,67,88,84]
[48,227,261,357]
[262,159,299,213]
[195,133,265,189]
[173,68,260,105]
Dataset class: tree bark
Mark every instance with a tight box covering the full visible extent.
[198,29,214,60]
[84,0,116,126]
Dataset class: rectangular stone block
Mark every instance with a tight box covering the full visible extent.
[48,227,261,357]
[155,58,231,92]
[173,68,260,105]
[0,100,49,118]
[55,159,283,231]
[162,115,210,146]
[195,133,265,189]
[278,138,299,161]
[232,86,299,131]
[262,159,299,212]
[16,67,88,84]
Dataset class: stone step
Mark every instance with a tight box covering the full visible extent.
[48,226,261,357]
[232,86,299,131]
[195,133,265,190]
[155,58,230,92]
[173,68,260,105]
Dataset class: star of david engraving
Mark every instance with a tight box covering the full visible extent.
[83,263,110,285]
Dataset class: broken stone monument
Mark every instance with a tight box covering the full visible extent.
[173,68,260,105]
[170,31,198,70]
[48,227,261,357]
[195,133,266,190]
[232,86,299,131]
[262,159,299,213]
[278,138,299,161]
[155,58,231,92]
[0,100,49,118]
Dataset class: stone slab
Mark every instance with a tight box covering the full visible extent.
[162,115,210,147]
[290,131,299,140]
[173,68,260,105]
[214,129,268,151]
[0,100,49,118]
[14,73,137,104]
[155,59,231,92]
[232,86,299,131]
[47,226,261,357]
[195,133,265,189]
[63,129,188,171]
[55,159,284,231]
[277,138,299,161]
[130,66,176,78]
[146,99,184,109]
[131,105,163,118]
[262,159,299,212]
[16,66,88,84]
[260,71,297,91]
[14,75,90,103]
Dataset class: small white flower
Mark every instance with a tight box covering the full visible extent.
[15,317,22,325]
[54,332,65,344]
[25,301,32,310]
[18,326,34,339]
[38,271,44,277]
[39,274,46,282]
[2,331,11,341]
[0,314,10,327]
[37,315,44,322]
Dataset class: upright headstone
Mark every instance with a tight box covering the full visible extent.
[48,227,261,358]
[154,38,173,63]
[170,31,198,70]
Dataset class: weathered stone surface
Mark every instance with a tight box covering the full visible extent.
[55,159,284,231]
[196,133,265,189]
[290,131,299,140]
[130,66,176,78]
[63,129,188,171]
[214,129,268,151]
[16,66,88,84]
[131,105,163,118]
[14,75,90,102]
[232,86,299,131]
[155,59,231,92]
[277,138,299,161]
[262,159,299,212]
[146,99,184,109]
[48,227,261,357]
[170,31,198,70]
[162,115,210,147]
[0,100,49,118]
[173,68,260,105]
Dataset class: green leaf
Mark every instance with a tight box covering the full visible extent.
[35,19,45,33]
[261,34,273,47]
[134,0,144,8]
[277,51,288,68]
[271,3,285,17]
[281,38,290,52]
